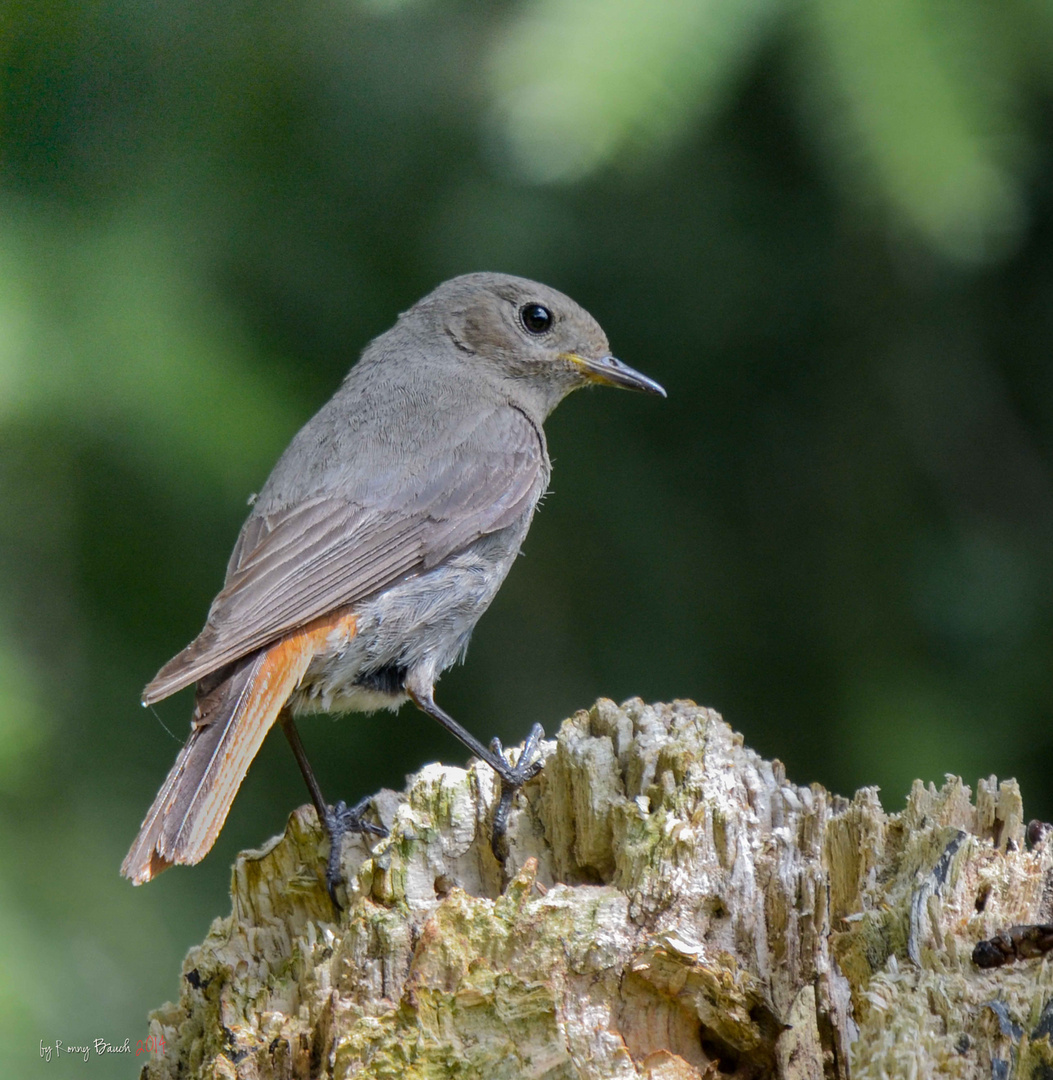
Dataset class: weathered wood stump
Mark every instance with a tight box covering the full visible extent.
[140,699,1053,1079]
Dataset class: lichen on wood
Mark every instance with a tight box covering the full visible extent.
[139,699,1053,1079]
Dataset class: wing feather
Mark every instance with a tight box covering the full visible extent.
[144,405,545,702]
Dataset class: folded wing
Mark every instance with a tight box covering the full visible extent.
[144,405,545,702]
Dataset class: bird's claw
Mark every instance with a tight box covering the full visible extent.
[491,723,546,859]
[323,797,388,910]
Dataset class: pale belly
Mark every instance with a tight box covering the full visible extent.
[285,521,528,716]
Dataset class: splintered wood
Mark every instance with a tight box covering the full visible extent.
[140,700,1053,1079]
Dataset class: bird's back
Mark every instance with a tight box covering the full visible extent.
[145,343,549,702]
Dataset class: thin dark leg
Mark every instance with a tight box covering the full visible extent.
[279,712,387,909]
[407,688,545,857]
[280,712,330,826]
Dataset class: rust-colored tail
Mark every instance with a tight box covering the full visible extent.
[122,610,357,884]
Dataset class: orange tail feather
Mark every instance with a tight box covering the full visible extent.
[122,610,357,884]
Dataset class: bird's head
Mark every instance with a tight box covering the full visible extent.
[415,272,665,417]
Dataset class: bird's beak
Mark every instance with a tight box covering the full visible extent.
[566,353,667,397]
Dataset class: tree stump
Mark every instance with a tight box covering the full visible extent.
[139,699,1053,1079]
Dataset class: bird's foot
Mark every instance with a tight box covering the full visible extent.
[322,797,388,909]
[489,722,545,860]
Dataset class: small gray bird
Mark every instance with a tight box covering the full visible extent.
[122,272,665,898]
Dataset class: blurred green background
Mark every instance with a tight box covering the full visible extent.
[3,0,1053,1072]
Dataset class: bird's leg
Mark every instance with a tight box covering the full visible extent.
[406,687,544,858]
[488,722,545,852]
[279,712,387,909]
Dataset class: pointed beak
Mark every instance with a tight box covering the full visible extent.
[568,353,667,397]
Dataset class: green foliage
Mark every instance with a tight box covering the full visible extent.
[490,0,779,182]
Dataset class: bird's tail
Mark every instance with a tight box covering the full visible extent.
[122,609,359,884]
[121,634,322,884]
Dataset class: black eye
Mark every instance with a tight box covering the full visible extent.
[520,303,553,335]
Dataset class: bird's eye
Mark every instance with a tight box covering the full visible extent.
[519,303,553,335]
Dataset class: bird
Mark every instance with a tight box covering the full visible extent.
[122,272,665,900]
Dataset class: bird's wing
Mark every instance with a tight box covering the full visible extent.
[143,406,545,702]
